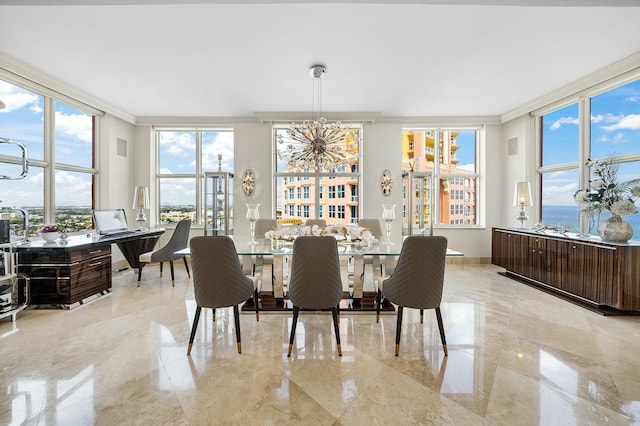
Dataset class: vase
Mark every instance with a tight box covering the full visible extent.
[41,232,59,242]
[246,203,260,244]
[597,214,633,243]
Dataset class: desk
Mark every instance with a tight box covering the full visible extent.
[179,237,462,308]
[16,228,164,307]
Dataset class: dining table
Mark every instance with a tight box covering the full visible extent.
[177,236,463,309]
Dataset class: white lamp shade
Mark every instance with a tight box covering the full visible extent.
[513,181,532,207]
[132,186,150,209]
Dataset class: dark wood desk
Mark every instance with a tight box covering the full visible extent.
[15,228,164,307]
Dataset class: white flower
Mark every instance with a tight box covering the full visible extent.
[631,186,640,198]
[591,180,604,189]
[574,190,589,203]
[610,199,638,216]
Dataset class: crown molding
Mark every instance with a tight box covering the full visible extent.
[255,112,381,124]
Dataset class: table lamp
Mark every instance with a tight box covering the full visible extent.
[513,181,532,228]
[132,186,150,229]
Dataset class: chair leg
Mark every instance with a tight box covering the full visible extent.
[288,306,299,357]
[435,307,448,356]
[137,263,144,287]
[332,306,342,357]
[233,305,242,354]
[376,289,382,323]
[187,306,202,355]
[395,306,403,356]
[254,288,259,322]
[183,256,191,278]
[212,309,216,322]
[159,262,163,277]
[169,260,175,287]
[336,303,340,323]
[420,309,424,324]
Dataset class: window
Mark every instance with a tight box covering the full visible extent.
[537,78,640,235]
[337,184,345,198]
[303,205,309,218]
[338,206,345,219]
[157,129,233,224]
[402,128,480,228]
[303,186,310,199]
[288,188,294,200]
[0,79,96,233]
[297,187,301,199]
[274,123,361,224]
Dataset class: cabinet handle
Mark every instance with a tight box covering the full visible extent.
[88,261,102,267]
[89,250,103,254]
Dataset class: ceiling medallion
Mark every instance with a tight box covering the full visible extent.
[241,169,255,196]
[380,169,393,196]
[278,65,359,170]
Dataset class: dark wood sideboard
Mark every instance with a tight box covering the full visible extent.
[16,228,164,307]
[491,227,640,314]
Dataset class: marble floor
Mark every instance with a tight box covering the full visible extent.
[1,263,640,425]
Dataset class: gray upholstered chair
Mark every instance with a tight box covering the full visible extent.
[138,219,191,287]
[254,218,278,240]
[287,236,343,357]
[357,218,384,275]
[187,236,259,356]
[252,218,278,287]
[304,219,327,228]
[376,235,448,357]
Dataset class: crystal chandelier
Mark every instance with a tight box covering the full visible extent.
[278,65,359,169]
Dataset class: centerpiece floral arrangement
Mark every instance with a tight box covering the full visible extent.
[264,224,376,245]
[38,224,60,233]
[573,156,640,240]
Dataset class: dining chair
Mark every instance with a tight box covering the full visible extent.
[304,219,327,228]
[252,218,278,289]
[357,218,384,276]
[376,235,448,357]
[187,236,259,355]
[287,236,343,357]
[137,218,191,287]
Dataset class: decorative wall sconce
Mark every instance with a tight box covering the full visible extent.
[242,169,255,196]
[380,169,393,196]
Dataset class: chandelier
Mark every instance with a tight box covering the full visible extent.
[278,65,359,169]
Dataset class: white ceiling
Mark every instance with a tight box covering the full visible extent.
[1,1,640,120]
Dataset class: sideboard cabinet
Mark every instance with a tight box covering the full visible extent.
[491,227,640,313]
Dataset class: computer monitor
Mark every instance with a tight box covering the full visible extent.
[92,209,129,235]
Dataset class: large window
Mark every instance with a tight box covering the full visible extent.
[156,129,233,224]
[537,78,640,235]
[402,128,480,228]
[274,123,361,225]
[0,79,96,234]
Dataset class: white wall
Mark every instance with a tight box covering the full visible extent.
[96,114,137,264]
[500,115,536,228]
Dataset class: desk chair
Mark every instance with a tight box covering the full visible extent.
[376,236,448,357]
[287,236,343,357]
[138,219,191,287]
[187,236,259,355]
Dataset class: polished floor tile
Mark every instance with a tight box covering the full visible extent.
[1,263,639,425]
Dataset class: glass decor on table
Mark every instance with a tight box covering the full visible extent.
[382,204,396,246]
[246,204,260,244]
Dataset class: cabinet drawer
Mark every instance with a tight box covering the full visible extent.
[70,246,111,263]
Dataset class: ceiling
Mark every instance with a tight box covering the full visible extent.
[1,1,640,121]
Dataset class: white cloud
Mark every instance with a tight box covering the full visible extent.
[601,114,640,131]
[159,167,173,174]
[0,92,40,113]
[159,132,195,157]
[626,96,640,102]
[549,170,567,178]
[55,111,93,143]
[202,132,234,171]
[541,182,579,206]
[455,163,474,172]
[550,116,578,130]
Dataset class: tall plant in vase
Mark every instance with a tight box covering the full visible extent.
[574,156,640,242]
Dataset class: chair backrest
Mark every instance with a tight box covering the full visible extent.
[151,219,192,260]
[305,219,327,228]
[357,218,383,240]
[383,236,448,310]
[254,219,278,239]
[288,236,343,310]
[189,236,255,308]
